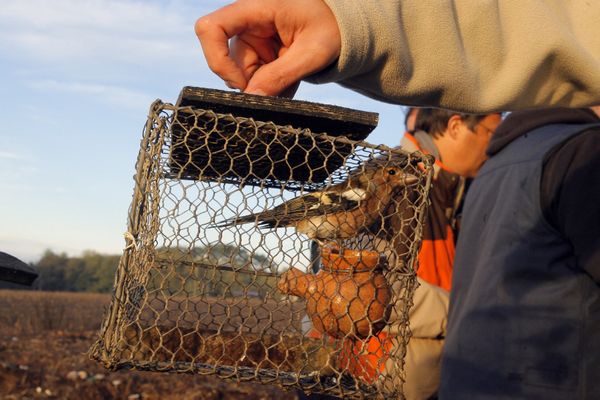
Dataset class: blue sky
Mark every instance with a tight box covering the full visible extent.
[0,0,407,262]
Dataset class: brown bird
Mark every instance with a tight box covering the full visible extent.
[215,154,419,245]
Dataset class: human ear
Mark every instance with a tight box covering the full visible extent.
[447,115,463,139]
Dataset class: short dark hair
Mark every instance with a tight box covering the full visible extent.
[413,108,490,138]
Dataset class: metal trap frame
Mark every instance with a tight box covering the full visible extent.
[90,88,434,399]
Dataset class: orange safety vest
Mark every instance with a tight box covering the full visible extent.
[402,133,465,291]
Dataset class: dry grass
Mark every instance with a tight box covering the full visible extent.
[0,290,299,399]
[0,290,110,336]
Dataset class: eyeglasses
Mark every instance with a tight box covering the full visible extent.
[476,123,496,136]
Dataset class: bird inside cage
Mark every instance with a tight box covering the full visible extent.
[214,153,419,247]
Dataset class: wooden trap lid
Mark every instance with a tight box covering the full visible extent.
[175,87,378,139]
[167,87,379,186]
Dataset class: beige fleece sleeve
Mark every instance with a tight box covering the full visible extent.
[311,0,600,112]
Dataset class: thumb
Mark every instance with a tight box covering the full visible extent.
[244,38,339,96]
[243,58,300,97]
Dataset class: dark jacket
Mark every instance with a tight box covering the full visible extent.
[439,108,600,399]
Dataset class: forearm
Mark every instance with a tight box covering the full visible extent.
[313,0,600,112]
[387,277,449,338]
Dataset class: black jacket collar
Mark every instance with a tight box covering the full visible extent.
[487,108,599,156]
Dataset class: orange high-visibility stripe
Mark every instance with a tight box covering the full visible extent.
[338,332,393,383]
[417,225,455,291]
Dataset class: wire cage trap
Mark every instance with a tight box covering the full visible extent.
[90,87,434,399]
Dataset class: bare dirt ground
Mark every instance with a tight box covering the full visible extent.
[0,290,299,400]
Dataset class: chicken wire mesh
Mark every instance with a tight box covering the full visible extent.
[90,91,434,399]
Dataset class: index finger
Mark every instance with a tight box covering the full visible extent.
[195,4,251,90]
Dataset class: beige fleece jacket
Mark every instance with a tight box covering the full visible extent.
[313,0,600,112]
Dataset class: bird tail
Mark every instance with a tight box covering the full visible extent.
[212,214,259,228]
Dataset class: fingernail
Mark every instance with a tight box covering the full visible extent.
[245,88,267,96]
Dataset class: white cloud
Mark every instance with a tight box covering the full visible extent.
[0,171,38,193]
[0,0,216,69]
[27,79,152,110]
[0,149,36,178]
[1,1,181,32]
[0,184,35,197]
[0,151,27,161]
[0,146,38,193]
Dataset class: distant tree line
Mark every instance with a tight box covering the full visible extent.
[0,250,119,292]
[0,245,279,296]
[150,243,279,298]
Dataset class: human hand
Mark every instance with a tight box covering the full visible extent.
[195,0,341,97]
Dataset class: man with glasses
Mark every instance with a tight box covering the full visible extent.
[403,109,502,292]
[392,109,501,399]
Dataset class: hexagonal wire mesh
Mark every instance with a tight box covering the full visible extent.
[90,96,434,399]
